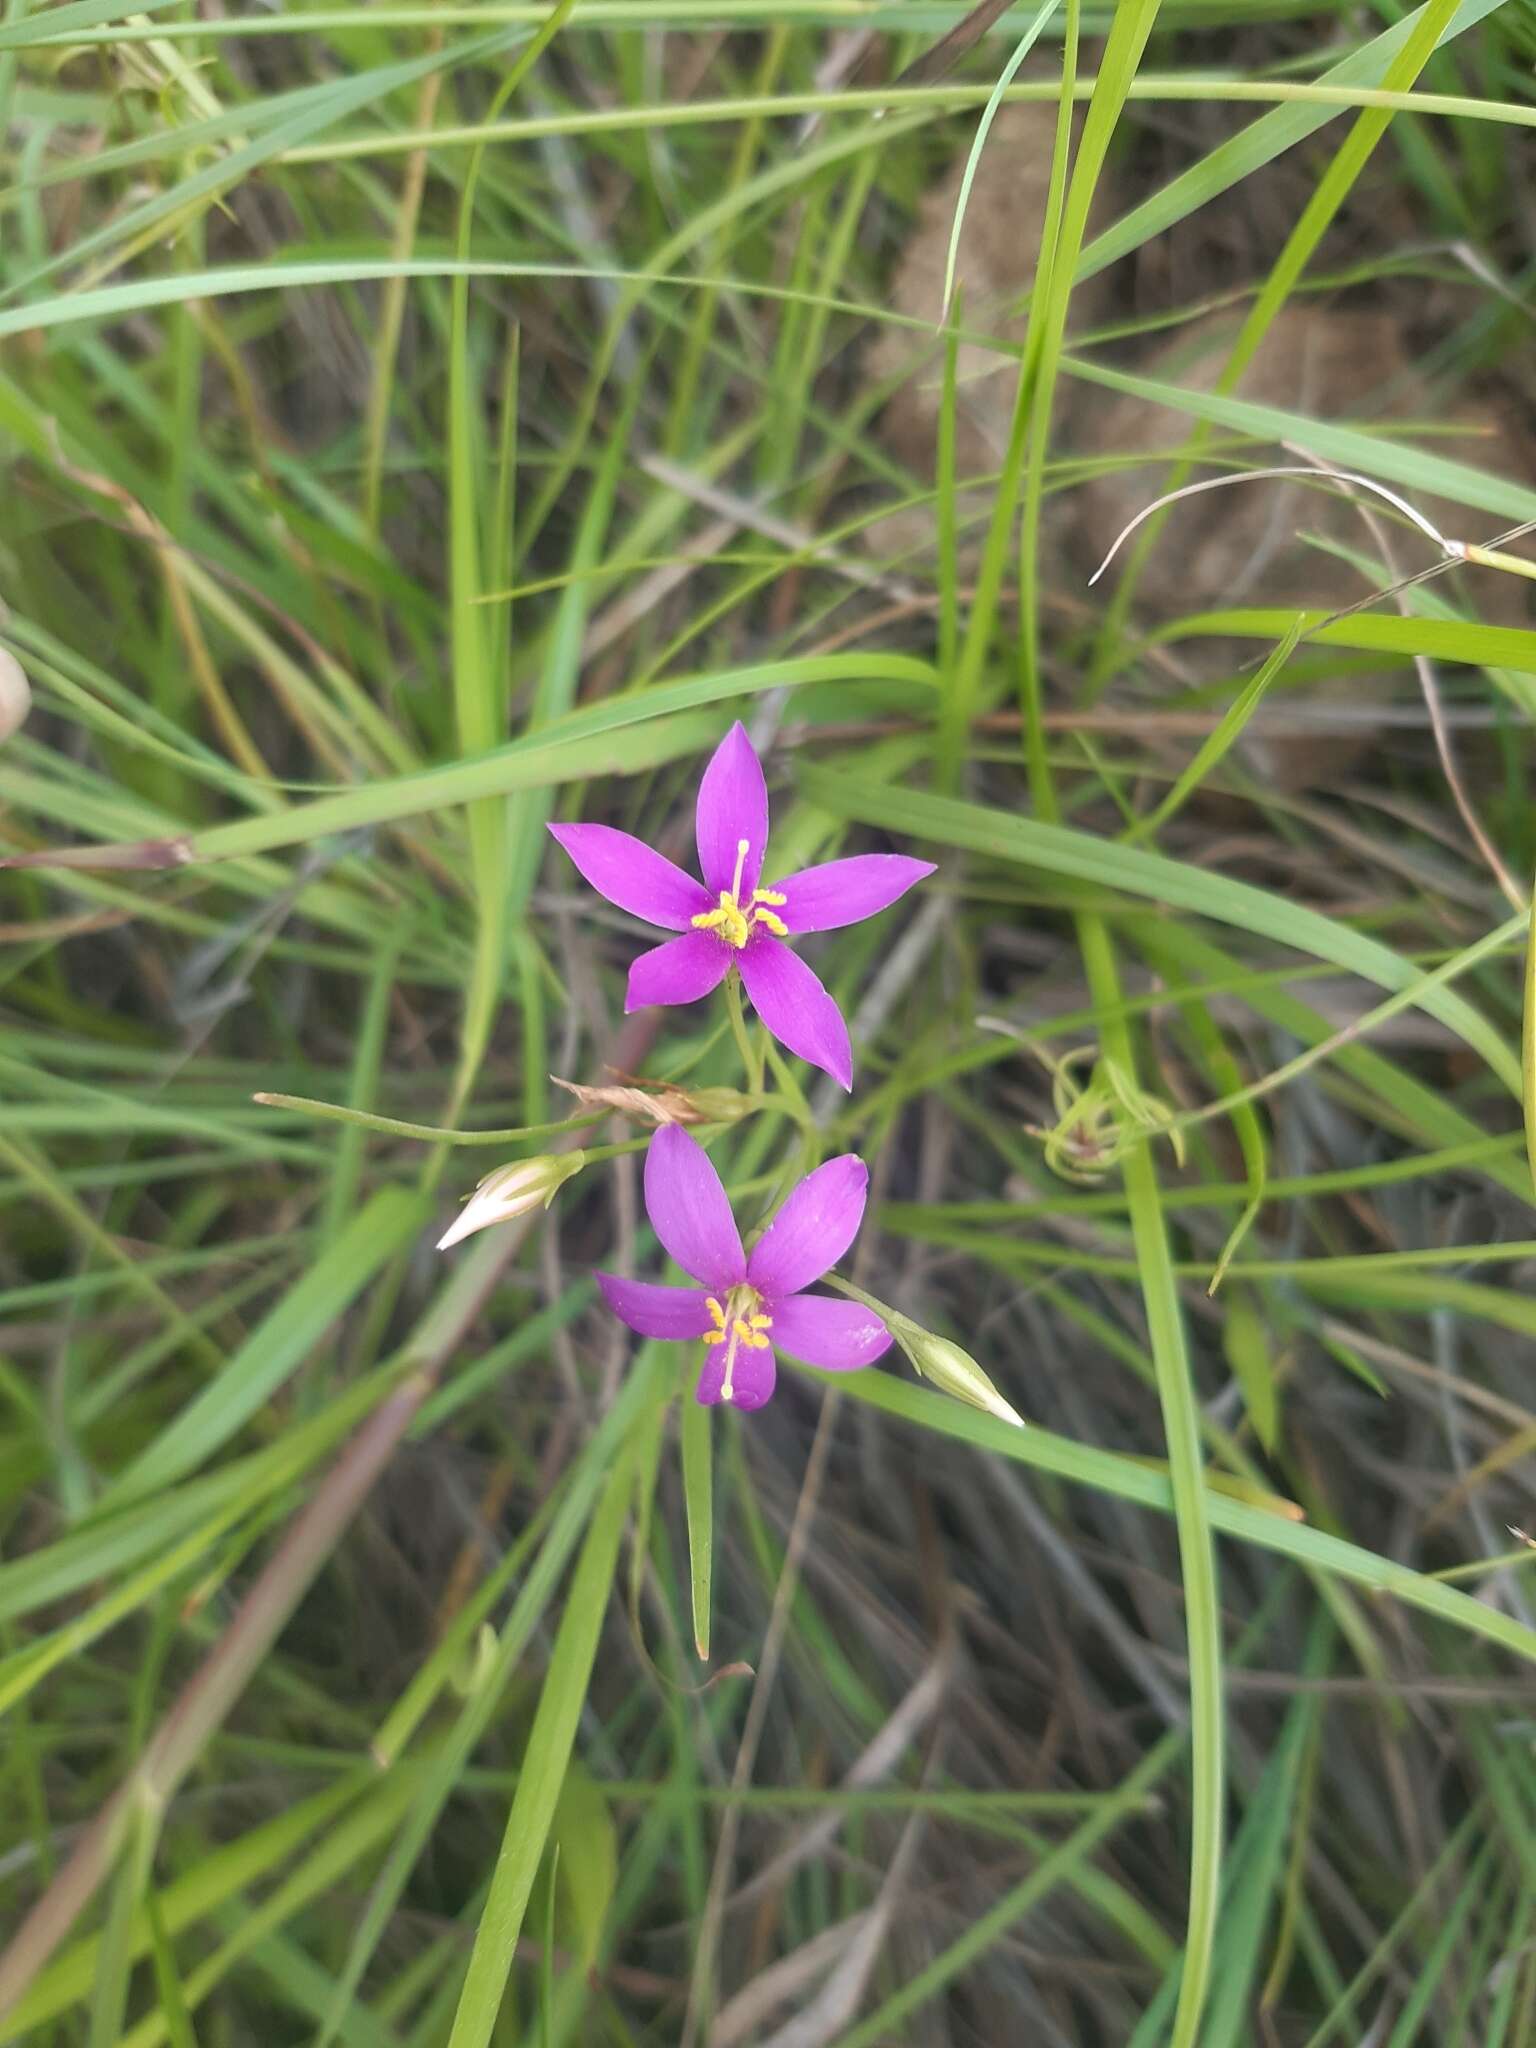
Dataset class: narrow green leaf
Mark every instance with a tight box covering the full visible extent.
[1079,915,1222,2048]
[552,1766,617,1971]
[1121,619,1301,845]
[11,657,930,869]
[939,0,1060,317]
[1222,1292,1281,1456]
[1065,351,1536,527]
[142,1888,199,2048]
[103,1186,428,1505]
[681,1395,713,1661]
[796,766,1520,1091]
[821,1367,1536,1668]
[447,1439,639,2048]
[2,1776,369,2042]
[1075,0,1507,285]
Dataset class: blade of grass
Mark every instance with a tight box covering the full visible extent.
[820,1369,1536,1667]
[446,1424,644,2048]
[2,655,932,870]
[101,1186,429,1506]
[794,766,1520,1091]
[681,1395,712,1662]
[1078,914,1222,2048]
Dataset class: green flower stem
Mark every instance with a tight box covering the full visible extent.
[578,1137,652,1167]
[723,968,764,1096]
[761,1033,814,1134]
[254,1095,605,1145]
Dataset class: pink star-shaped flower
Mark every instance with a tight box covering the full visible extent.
[548,722,934,1089]
[597,1125,892,1409]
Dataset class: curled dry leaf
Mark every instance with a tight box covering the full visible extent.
[551,1073,751,1126]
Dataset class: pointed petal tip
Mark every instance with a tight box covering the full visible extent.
[696,720,769,897]
[747,1152,870,1297]
[626,930,731,1012]
[546,822,711,929]
[644,1123,745,1286]
[772,853,938,934]
[737,937,852,1093]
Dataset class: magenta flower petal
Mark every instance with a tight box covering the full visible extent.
[695,1340,777,1411]
[738,936,852,1091]
[695,721,769,899]
[596,1273,716,1340]
[644,1125,745,1288]
[625,931,731,1012]
[773,854,936,934]
[747,1154,868,1298]
[548,823,712,931]
[768,1294,892,1371]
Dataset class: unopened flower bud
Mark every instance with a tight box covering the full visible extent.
[675,1086,759,1125]
[0,647,30,745]
[436,1152,585,1251]
[896,1325,1024,1429]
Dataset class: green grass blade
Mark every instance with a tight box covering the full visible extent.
[1079,916,1222,2048]
[795,766,1520,1089]
[681,1395,712,1662]
[446,1427,644,2048]
[103,1187,428,1505]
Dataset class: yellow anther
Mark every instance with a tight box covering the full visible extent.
[692,891,751,949]
[705,1287,773,1399]
[691,865,793,952]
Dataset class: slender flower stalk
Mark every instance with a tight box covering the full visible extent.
[548,721,934,1089]
[598,1125,891,1410]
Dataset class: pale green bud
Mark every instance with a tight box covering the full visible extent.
[896,1324,1024,1429]
[677,1086,760,1125]
[436,1152,585,1250]
[0,646,29,745]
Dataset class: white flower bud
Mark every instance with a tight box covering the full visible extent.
[436,1152,585,1251]
[897,1326,1024,1429]
[0,647,30,745]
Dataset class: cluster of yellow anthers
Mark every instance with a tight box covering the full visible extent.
[703,1289,773,1399]
[692,838,788,950]
[703,1291,773,1351]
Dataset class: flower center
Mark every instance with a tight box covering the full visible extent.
[691,837,788,951]
[702,1282,773,1404]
